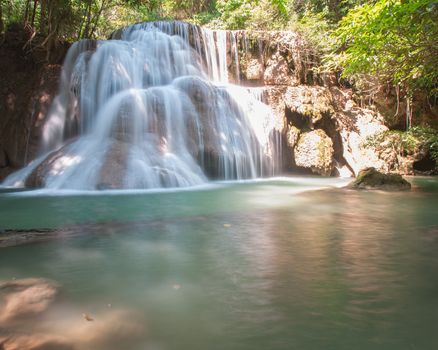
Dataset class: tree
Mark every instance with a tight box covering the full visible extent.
[0,2,4,34]
[327,0,438,127]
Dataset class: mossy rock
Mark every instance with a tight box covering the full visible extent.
[349,167,411,191]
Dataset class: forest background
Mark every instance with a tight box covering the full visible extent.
[1,0,437,158]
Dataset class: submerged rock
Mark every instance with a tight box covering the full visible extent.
[0,278,60,325]
[348,167,411,191]
[0,276,146,350]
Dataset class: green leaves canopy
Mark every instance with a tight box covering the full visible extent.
[329,0,438,95]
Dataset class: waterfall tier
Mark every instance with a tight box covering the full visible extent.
[3,21,282,190]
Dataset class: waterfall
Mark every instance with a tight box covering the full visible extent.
[3,21,281,190]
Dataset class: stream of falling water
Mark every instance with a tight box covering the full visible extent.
[3,21,281,190]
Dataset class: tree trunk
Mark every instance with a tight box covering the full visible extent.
[31,0,39,28]
[24,0,31,24]
[0,2,4,34]
[83,0,93,38]
[40,0,47,34]
[89,0,109,39]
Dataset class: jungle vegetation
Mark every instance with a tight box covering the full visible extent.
[0,1,437,133]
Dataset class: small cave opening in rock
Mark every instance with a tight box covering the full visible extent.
[413,154,436,173]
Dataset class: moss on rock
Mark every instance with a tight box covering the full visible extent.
[349,167,411,191]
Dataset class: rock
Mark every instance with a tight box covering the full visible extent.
[264,52,298,86]
[284,86,334,127]
[0,30,65,181]
[0,147,8,167]
[336,107,395,175]
[348,167,411,191]
[244,58,264,80]
[262,86,287,129]
[295,129,334,176]
[97,140,130,189]
[286,125,300,149]
[25,141,77,188]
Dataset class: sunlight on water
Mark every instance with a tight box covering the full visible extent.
[1,178,438,349]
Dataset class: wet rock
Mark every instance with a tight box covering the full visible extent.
[295,129,334,176]
[348,167,411,191]
[97,140,129,189]
[24,140,77,188]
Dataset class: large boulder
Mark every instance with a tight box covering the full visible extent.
[348,167,411,191]
[295,129,334,176]
[336,107,396,175]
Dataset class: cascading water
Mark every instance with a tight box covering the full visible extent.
[3,21,281,190]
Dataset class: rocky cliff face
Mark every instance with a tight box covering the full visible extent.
[227,31,415,176]
[0,28,68,180]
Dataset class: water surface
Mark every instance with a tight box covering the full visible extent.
[0,177,437,349]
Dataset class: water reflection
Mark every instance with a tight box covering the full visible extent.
[0,182,437,349]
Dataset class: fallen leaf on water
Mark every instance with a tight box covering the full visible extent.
[82,313,94,322]
[223,224,231,228]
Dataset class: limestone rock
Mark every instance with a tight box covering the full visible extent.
[245,58,264,80]
[284,86,335,126]
[349,167,411,191]
[264,52,299,86]
[295,129,334,176]
[336,107,395,175]
[286,125,301,150]
[262,86,287,130]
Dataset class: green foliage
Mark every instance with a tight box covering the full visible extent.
[287,10,334,55]
[212,0,290,30]
[270,0,289,16]
[365,126,438,166]
[327,0,438,96]
[1,0,435,127]
[215,0,256,29]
